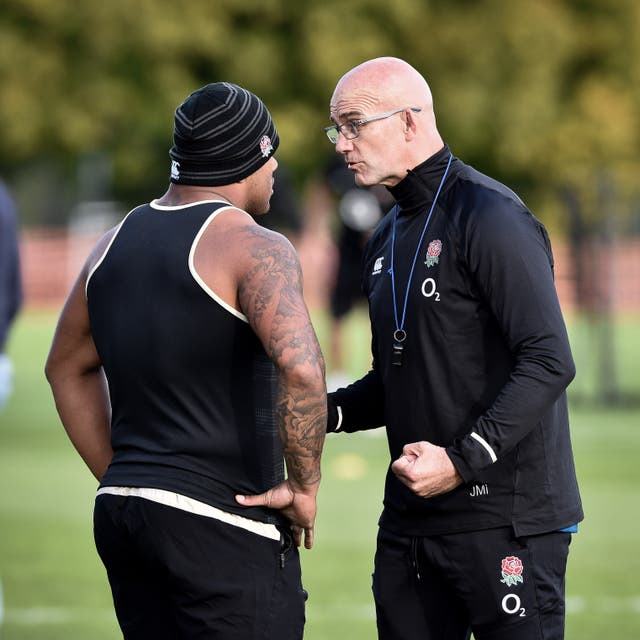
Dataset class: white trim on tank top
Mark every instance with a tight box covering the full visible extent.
[84,200,251,324]
[185,204,251,323]
[86,199,251,323]
[85,208,135,298]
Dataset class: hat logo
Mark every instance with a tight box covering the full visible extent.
[260,135,274,158]
[171,160,180,180]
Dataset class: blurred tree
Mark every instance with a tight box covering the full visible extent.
[0,0,637,228]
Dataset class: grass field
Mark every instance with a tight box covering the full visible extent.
[1,309,639,639]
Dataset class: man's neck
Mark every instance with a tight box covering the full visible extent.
[155,184,239,207]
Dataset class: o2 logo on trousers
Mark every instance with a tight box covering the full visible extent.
[501,594,526,617]
[421,278,440,301]
[499,556,526,617]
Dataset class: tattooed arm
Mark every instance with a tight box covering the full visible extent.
[231,222,327,548]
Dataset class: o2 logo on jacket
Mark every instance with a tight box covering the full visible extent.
[421,278,440,301]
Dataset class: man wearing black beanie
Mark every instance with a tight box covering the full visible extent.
[46,82,327,640]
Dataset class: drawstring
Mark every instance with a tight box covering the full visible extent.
[279,531,292,569]
[410,537,421,581]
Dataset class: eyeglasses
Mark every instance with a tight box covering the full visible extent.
[324,107,422,143]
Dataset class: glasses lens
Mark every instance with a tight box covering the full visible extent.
[343,122,359,139]
[325,126,339,143]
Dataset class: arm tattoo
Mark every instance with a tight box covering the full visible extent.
[238,226,326,486]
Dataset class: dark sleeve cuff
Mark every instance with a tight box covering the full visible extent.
[327,394,341,433]
[446,447,475,484]
[447,431,499,484]
[326,370,385,433]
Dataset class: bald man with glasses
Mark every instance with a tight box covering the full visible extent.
[322,56,582,640]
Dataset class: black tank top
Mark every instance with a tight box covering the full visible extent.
[87,201,285,525]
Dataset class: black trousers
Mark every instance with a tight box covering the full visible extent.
[94,494,306,640]
[373,526,572,640]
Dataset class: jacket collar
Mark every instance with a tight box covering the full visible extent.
[388,144,452,215]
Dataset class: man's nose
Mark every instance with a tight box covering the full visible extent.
[335,131,354,153]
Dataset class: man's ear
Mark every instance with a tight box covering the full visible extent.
[404,109,418,140]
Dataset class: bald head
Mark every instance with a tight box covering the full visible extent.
[329,57,443,185]
[332,57,434,115]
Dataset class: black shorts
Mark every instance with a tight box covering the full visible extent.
[94,493,306,640]
[373,526,572,640]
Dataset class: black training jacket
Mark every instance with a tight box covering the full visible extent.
[329,145,583,537]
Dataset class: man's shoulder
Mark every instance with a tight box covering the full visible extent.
[204,210,300,280]
[453,162,526,212]
[446,162,535,238]
[226,212,295,252]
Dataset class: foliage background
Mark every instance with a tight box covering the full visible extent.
[1,0,639,232]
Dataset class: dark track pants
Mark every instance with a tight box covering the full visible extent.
[94,494,306,640]
[373,526,572,640]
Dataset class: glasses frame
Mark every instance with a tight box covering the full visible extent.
[324,107,422,143]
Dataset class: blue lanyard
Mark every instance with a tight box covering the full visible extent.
[390,154,452,347]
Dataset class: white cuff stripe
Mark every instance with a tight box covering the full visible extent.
[335,406,343,432]
[470,432,498,463]
[96,487,280,540]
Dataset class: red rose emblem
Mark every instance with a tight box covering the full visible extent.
[500,556,524,586]
[427,239,442,257]
[502,557,523,575]
[424,239,442,267]
[260,135,273,157]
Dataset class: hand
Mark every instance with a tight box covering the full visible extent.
[236,480,318,549]
[391,441,463,498]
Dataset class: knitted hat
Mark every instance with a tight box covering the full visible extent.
[169,82,279,186]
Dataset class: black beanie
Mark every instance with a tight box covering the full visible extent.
[169,82,279,186]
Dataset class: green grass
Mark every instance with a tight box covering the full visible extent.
[1,310,639,639]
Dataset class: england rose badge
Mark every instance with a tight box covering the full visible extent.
[260,135,274,158]
[500,556,524,587]
[424,239,442,267]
